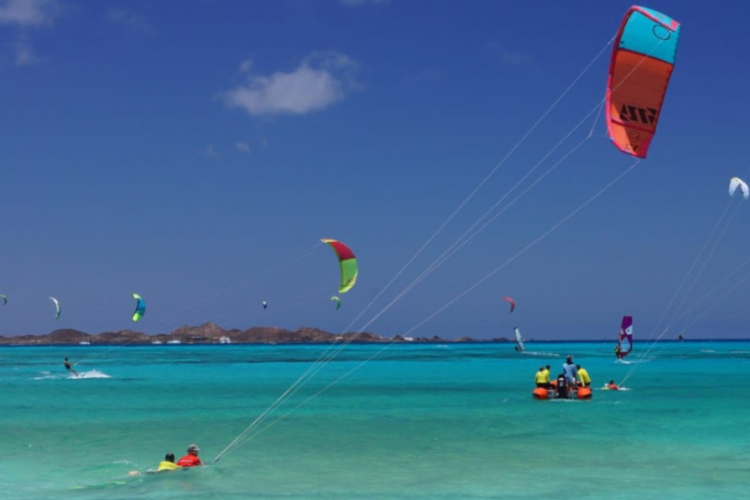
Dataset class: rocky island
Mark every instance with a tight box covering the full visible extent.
[0,322,511,346]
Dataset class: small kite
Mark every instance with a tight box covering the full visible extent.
[132,293,146,322]
[321,238,358,294]
[50,297,61,320]
[729,177,749,200]
[262,301,268,310]
[0,294,7,306]
[502,296,515,313]
[331,296,341,310]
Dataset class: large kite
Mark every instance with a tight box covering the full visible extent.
[606,6,680,158]
[321,238,358,294]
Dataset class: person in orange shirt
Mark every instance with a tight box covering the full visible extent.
[176,444,203,467]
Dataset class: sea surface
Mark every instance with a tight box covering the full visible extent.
[1,341,749,500]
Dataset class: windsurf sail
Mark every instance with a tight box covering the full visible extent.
[514,327,525,353]
[617,316,633,359]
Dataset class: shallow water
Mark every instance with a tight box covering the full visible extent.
[1,341,749,500]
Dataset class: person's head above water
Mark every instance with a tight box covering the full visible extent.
[165,452,175,462]
[187,444,200,455]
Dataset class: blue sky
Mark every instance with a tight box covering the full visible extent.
[1,0,749,340]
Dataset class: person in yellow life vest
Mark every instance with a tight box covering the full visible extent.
[157,452,180,472]
[576,364,591,387]
[542,364,550,381]
[534,367,549,388]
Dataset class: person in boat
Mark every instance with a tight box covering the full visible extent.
[64,357,78,377]
[176,444,203,467]
[542,364,550,381]
[534,367,548,388]
[562,356,577,386]
[157,452,180,471]
[556,373,569,398]
[607,380,619,390]
[576,364,591,387]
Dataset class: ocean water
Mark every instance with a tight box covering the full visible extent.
[1,341,749,500]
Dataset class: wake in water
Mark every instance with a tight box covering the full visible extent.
[33,370,111,380]
[72,370,111,379]
[522,351,560,357]
[615,358,649,365]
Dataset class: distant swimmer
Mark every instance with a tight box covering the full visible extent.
[157,452,180,472]
[64,357,78,377]
[176,444,203,467]
[606,380,619,390]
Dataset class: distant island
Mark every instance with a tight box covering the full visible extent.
[0,322,511,346]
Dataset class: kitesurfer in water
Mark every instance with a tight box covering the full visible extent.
[607,380,619,390]
[157,452,180,471]
[64,357,78,377]
[576,365,591,387]
[176,444,203,467]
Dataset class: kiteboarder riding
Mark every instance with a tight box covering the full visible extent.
[64,357,78,377]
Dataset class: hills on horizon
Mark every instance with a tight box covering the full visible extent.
[0,322,512,345]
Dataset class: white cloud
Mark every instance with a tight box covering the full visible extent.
[235,141,250,154]
[489,42,532,66]
[221,51,360,117]
[204,144,219,159]
[0,0,59,26]
[14,38,37,65]
[238,58,252,73]
[106,8,154,34]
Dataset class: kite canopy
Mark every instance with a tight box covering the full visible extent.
[331,296,341,310]
[262,301,268,310]
[321,238,358,294]
[606,6,680,158]
[132,293,146,322]
[50,297,61,320]
[0,294,6,306]
[502,296,515,313]
[729,177,749,200]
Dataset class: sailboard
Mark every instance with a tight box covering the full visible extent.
[514,327,525,353]
[616,316,633,359]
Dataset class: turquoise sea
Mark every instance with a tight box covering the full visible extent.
[1,341,749,500]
